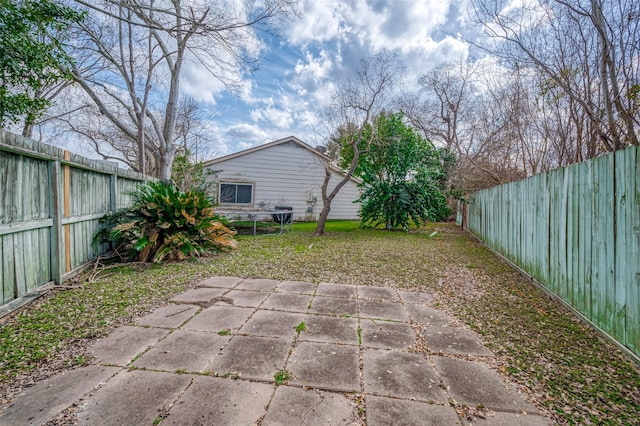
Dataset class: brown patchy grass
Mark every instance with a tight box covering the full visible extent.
[1,220,639,424]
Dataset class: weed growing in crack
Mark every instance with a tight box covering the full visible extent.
[295,321,306,333]
[274,369,292,385]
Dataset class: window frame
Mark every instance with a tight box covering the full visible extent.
[218,182,255,205]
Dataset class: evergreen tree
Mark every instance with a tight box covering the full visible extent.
[0,0,81,127]
[341,111,454,230]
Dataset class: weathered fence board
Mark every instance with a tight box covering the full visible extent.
[461,145,640,358]
[0,129,148,307]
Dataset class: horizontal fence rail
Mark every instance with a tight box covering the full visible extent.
[458,145,639,358]
[0,129,148,308]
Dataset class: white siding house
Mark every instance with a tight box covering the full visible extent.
[203,136,361,221]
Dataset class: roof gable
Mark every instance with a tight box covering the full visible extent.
[205,136,361,183]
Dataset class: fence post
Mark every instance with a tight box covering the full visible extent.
[48,159,63,284]
[63,151,72,274]
[109,174,117,213]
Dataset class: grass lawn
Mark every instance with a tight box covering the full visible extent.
[1,220,639,424]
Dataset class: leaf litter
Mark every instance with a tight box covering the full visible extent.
[0,221,638,425]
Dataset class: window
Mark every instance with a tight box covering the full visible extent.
[219,182,253,204]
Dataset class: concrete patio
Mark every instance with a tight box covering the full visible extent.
[0,277,551,425]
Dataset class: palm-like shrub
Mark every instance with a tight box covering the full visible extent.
[102,181,236,262]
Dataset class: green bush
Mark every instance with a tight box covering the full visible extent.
[339,111,452,230]
[100,181,236,262]
[358,176,450,230]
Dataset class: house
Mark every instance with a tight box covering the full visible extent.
[203,136,361,221]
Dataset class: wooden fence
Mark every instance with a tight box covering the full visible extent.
[458,145,639,358]
[0,129,147,309]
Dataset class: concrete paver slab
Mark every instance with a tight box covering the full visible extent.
[289,342,360,392]
[360,319,416,350]
[0,366,119,426]
[136,304,199,329]
[397,289,431,305]
[170,287,227,304]
[261,292,313,313]
[406,304,452,325]
[309,296,357,316]
[359,300,409,322]
[87,325,170,366]
[434,357,537,413]
[276,280,317,294]
[165,375,273,425]
[365,396,461,426]
[421,326,493,357]
[358,286,400,302]
[196,276,243,288]
[316,283,357,298]
[76,370,190,426]
[208,335,291,381]
[223,289,269,307]
[4,275,548,425]
[235,278,280,292]
[263,386,358,426]
[467,411,550,425]
[239,310,305,338]
[181,305,253,332]
[300,314,359,345]
[363,349,447,403]
[133,330,229,373]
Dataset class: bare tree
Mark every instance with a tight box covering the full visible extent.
[401,60,508,191]
[53,89,216,174]
[402,59,557,192]
[314,51,405,236]
[404,59,478,153]
[67,0,297,179]
[470,0,640,155]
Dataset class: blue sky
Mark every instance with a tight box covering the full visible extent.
[13,0,478,163]
[181,0,473,159]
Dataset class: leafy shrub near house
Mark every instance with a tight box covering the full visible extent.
[339,111,453,230]
[100,181,236,262]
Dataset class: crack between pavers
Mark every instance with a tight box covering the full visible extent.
[354,284,368,425]
[205,280,304,382]
[39,366,125,426]
[252,279,300,426]
[202,279,279,374]
[156,375,198,424]
[427,354,459,406]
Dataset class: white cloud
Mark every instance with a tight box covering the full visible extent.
[293,50,336,84]
[280,1,470,99]
[285,0,342,44]
[249,105,294,128]
[70,0,475,160]
[286,0,453,51]
[224,123,271,147]
[180,0,269,105]
[181,64,224,104]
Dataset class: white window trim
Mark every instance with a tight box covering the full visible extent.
[218,181,255,205]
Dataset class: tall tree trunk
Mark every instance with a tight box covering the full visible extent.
[315,206,331,236]
[314,167,333,236]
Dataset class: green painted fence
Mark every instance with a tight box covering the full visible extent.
[458,145,640,358]
[0,129,147,308]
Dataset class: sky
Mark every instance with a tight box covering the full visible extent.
[180,0,474,160]
[10,0,480,164]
